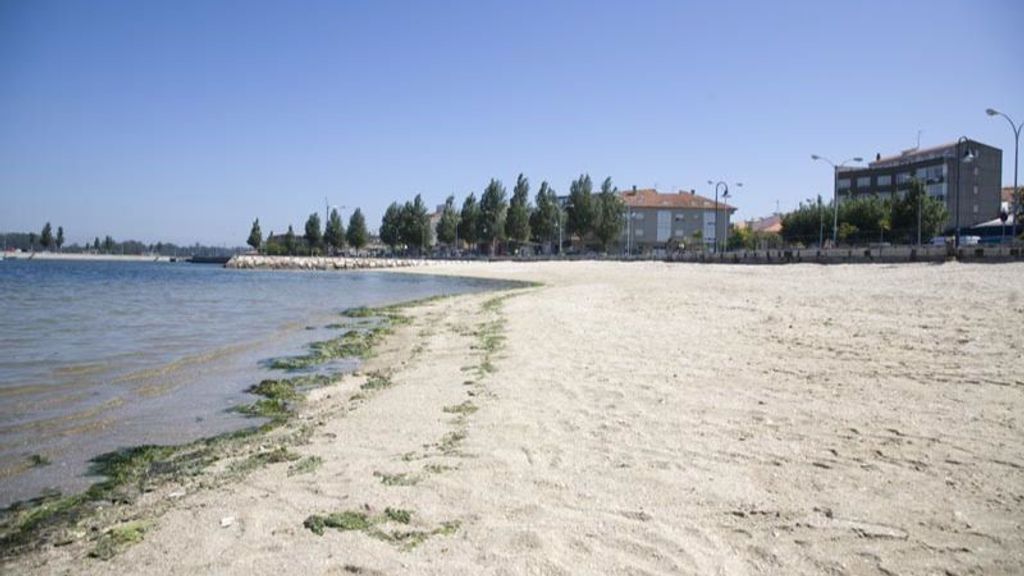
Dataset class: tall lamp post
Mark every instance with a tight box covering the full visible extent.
[811,155,863,246]
[987,108,1022,241]
[953,137,977,250]
[557,201,573,257]
[706,180,742,253]
[622,208,643,257]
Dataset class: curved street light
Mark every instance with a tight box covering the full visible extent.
[557,200,573,257]
[987,108,1022,241]
[707,180,742,253]
[954,137,977,250]
[811,154,864,246]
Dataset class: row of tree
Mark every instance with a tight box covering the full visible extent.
[380,173,626,255]
[11,222,66,252]
[247,208,369,256]
[3,227,240,256]
[781,179,949,246]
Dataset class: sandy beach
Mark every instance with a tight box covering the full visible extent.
[6,261,1023,575]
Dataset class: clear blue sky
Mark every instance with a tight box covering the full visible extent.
[2,0,1021,245]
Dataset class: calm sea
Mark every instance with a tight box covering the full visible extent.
[0,259,505,506]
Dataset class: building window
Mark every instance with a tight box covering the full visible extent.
[973,204,979,214]
[915,165,945,184]
[837,179,851,190]
[635,229,643,237]
[896,172,913,185]
[926,183,946,198]
[856,176,871,188]
[876,174,892,186]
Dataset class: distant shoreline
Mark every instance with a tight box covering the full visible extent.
[2,251,176,263]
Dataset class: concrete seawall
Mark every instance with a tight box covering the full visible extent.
[669,244,1024,264]
[224,254,431,271]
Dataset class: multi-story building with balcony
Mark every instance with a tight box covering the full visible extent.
[833,139,1003,232]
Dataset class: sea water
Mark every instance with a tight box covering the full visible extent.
[0,259,505,506]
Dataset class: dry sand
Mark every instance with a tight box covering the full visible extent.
[9,261,1024,575]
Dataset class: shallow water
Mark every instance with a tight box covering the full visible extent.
[0,259,506,506]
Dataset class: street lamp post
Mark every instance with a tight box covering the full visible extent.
[623,209,630,256]
[811,155,863,247]
[622,208,643,257]
[818,195,824,249]
[722,189,732,251]
[954,136,977,250]
[556,201,574,257]
[706,180,742,253]
[987,108,1022,242]
[556,203,565,257]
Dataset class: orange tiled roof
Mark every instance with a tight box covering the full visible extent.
[620,188,736,211]
[745,214,782,233]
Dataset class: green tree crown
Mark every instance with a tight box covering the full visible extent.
[436,195,459,246]
[346,208,368,250]
[478,179,508,253]
[506,173,532,247]
[593,177,624,252]
[247,218,262,251]
[459,192,480,248]
[304,213,323,254]
[567,174,594,240]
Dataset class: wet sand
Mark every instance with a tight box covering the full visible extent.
[8,261,1024,575]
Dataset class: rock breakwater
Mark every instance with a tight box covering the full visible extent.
[224,255,429,271]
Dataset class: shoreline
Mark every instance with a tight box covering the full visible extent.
[2,252,175,263]
[4,260,1022,574]
[0,290,504,562]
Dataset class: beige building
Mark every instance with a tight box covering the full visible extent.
[620,188,736,254]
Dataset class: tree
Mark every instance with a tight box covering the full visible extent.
[890,178,949,243]
[459,193,480,250]
[93,237,100,252]
[592,177,624,252]
[728,224,754,251]
[40,222,53,251]
[247,218,262,252]
[530,181,560,251]
[781,197,833,246]
[28,232,37,251]
[103,235,115,253]
[55,226,64,252]
[839,195,889,245]
[506,174,531,251]
[478,179,508,254]
[323,208,345,254]
[399,194,430,255]
[837,222,859,244]
[566,174,594,243]
[304,213,322,255]
[284,226,297,255]
[691,229,704,252]
[436,195,459,247]
[346,208,368,250]
[380,202,402,252]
